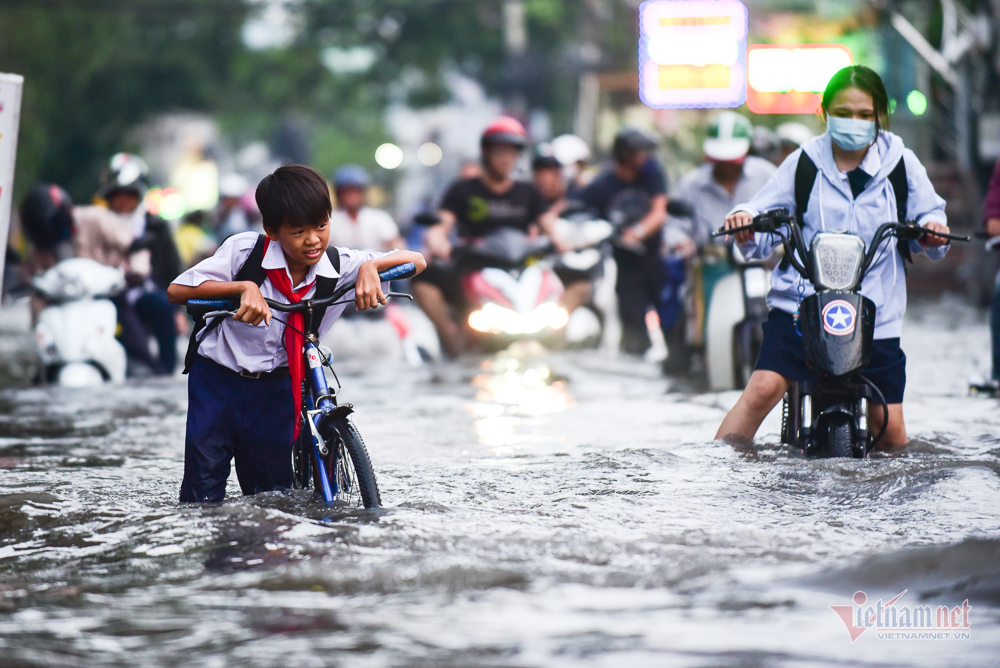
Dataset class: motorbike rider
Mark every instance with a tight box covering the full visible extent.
[215,173,251,242]
[774,122,815,166]
[982,156,1000,388]
[549,133,593,198]
[412,116,569,357]
[716,65,951,448]
[73,153,182,375]
[665,113,777,374]
[329,164,405,253]
[532,145,593,318]
[580,128,669,356]
[20,184,75,322]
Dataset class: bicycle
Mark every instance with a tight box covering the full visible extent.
[186,261,416,508]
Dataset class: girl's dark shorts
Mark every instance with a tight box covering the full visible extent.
[754,309,906,404]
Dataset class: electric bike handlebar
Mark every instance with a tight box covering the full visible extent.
[861,222,970,276]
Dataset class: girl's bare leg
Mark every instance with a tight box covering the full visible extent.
[715,370,790,441]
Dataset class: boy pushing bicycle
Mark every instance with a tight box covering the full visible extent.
[167,165,426,503]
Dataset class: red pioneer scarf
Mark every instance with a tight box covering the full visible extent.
[262,238,315,441]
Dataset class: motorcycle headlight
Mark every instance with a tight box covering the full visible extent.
[810,233,865,291]
[468,303,568,335]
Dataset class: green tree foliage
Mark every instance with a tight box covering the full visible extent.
[0,0,639,201]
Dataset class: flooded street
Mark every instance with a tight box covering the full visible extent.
[2,298,999,667]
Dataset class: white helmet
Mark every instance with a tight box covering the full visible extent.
[776,122,814,148]
[550,134,591,165]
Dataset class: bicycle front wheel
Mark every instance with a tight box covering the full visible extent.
[318,415,382,509]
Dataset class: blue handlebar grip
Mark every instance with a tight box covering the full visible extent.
[378,262,416,282]
[188,299,233,308]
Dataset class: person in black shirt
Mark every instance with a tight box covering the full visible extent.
[580,128,669,356]
[413,116,568,357]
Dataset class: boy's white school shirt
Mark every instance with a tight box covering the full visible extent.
[172,231,387,373]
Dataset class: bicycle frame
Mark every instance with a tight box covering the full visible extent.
[302,338,342,506]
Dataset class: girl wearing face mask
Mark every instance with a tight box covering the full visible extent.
[715,65,951,449]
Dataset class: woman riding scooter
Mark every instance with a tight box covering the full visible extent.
[716,65,951,448]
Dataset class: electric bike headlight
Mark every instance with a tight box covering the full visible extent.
[810,233,865,291]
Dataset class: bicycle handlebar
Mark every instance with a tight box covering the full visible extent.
[187,262,416,316]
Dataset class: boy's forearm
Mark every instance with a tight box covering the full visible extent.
[167,281,253,304]
[369,250,427,275]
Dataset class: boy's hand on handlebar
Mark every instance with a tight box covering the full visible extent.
[920,221,951,248]
[355,261,387,310]
[235,281,271,326]
[724,211,755,245]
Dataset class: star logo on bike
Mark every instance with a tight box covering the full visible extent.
[822,300,856,336]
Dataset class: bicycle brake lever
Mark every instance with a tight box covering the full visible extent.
[386,291,413,301]
[204,310,236,319]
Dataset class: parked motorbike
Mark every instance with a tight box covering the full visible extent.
[32,258,128,386]
[713,208,968,457]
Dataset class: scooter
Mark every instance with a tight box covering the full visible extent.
[703,242,771,391]
[713,208,968,457]
[661,199,768,389]
[551,211,615,347]
[456,228,568,352]
[32,258,128,386]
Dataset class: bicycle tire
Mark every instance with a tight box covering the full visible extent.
[826,414,853,458]
[318,415,381,509]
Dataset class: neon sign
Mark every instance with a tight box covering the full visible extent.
[638,0,748,109]
[746,44,853,114]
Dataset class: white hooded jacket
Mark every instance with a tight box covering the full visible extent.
[733,131,948,339]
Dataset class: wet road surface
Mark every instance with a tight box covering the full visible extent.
[1,298,999,667]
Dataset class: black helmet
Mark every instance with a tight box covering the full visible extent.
[531,143,561,171]
[99,152,150,199]
[20,184,74,251]
[612,128,658,162]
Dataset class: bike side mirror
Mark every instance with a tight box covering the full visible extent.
[412,211,442,227]
[667,198,695,218]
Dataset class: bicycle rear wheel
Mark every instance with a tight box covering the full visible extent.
[317,415,381,509]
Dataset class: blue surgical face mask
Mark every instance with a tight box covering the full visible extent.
[826,116,877,151]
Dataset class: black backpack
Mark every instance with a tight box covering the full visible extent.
[183,234,341,374]
[792,151,912,266]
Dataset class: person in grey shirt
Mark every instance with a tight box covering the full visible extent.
[660,113,776,376]
[670,112,777,250]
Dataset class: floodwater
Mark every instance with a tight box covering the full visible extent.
[1,298,999,667]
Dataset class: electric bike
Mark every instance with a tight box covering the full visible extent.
[714,209,968,458]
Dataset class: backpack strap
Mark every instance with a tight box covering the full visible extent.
[887,156,912,264]
[310,247,342,328]
[182,233,267,374]
[779,152,819,270]
[794,151,819,226]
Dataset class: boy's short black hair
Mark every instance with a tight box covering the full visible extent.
[255,164,332,233]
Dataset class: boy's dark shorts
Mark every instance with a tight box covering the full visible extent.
[754,309,906,404]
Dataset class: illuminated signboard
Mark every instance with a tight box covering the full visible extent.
[638,0,748,109]
[746,44,853,114]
